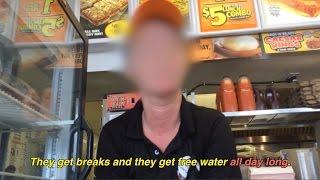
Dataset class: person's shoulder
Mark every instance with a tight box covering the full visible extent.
[100,109,134,137]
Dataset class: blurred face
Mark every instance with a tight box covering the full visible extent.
[126,20,189,97]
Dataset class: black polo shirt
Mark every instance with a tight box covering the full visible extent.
[95,98,241,179]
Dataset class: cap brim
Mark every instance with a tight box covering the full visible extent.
[131,0,184,32]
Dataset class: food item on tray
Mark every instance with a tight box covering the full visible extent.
[81,0,128,26]
[265,86,280,109]
[237,145,280,159]
[306,38,320,49]
[301,86,312,91]
[275,0,320,17]
[41,87,52,110]
[310,78,320,85]
[23,88,40,108]
[221,36,259,52]
[249,167,295,180]
[299,80,310,87]
[215,36,260,58]
[219,77,238,112]
[80,0,99,10]
[237,76,256,111]
[297,78,320,107]
[254,89,267,110]
[1,74,41,110]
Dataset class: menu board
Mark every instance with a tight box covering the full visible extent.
[191,35,262,62]
[262,29,320,54]
[80,0,129,39]
[197,0,259,33]
[260,0,320,28]
[14,0,69,43]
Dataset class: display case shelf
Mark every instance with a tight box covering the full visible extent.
[224,108,320,117]
[0,171,45,180]
[0,79,72,130]
[226,108,320,130]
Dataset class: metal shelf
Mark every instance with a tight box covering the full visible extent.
[225,108,320,130]
[0,171,46,180]
[0,79,73,130]
[224,108,320,117]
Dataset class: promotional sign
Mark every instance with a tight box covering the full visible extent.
[191,35,262,62]
[80,0,128,39]
[14,0,69,43]
[197,0,258,32]
[260,0,320,28]
[262,29,320,54]
[105,93,140,112]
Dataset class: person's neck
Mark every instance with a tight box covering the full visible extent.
[141,92,182,135]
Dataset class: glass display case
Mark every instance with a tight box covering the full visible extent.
[0,0,92,179]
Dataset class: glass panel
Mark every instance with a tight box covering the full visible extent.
[0,0,85,127]
[0,0,86,179]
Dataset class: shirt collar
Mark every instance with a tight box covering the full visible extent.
[126,96,196,140]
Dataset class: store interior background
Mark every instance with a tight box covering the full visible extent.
[84,43,320,145]
[66,0,320,179]
[80,0,320,163]
[2,0,320,179]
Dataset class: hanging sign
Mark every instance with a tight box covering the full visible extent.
[262,29,320,54]
[197,0,259,32]
[14,0,69,43]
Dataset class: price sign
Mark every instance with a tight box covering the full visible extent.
[80,0,128,39]
[14,0,68,43]
[197,0,258,32]
[262,29,320,54]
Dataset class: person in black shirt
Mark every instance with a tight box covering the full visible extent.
[95,0,241,179]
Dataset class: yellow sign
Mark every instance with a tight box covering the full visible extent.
[198,0,258,32]
[262,29,320,54]
[105,20,129,38]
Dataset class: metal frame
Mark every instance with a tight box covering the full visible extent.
[57,1,93,180]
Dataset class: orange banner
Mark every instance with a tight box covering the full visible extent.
[14,0,68,43]
[198,0,258,32]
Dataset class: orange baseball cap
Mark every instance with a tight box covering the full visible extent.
[131,0,184,32]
